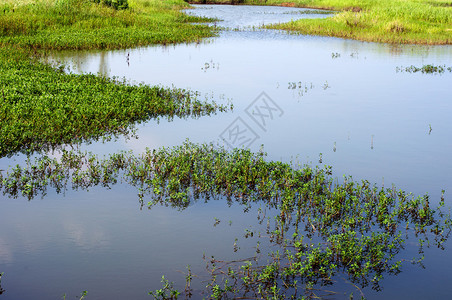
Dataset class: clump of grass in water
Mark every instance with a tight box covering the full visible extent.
[0,47,232,158]
[1,142,450,298]
[396,64,452,74]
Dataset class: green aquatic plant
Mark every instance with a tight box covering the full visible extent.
[1,142,450,298]
[0,48,231,158]
[396,64,452,74]
[149,276,181,300]
[0,0,226,158]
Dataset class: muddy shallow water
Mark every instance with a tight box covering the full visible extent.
[1,5,452,299]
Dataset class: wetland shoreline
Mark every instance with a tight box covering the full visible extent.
[187,0,452,45]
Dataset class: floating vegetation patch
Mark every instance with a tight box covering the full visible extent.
[286,80,332,99]
[201,59,220,72]
[0,49,232,158]
[288,81,314,90]
[396,64,452,74]
[1,142,450,298]
[287,81,315,98]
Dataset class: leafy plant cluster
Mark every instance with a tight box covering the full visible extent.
[396,64,452,74]
[1,141,450,298]
[0,0,224,158]
[0,48,231,158]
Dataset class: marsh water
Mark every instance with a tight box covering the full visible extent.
[1,4,452,299]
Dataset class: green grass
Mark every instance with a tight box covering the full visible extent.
[189,0,452,45]
[0,0,216,50]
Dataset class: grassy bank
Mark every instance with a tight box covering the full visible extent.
[189,0,452,45]
[0,0,223,158]
[0,0,216,50]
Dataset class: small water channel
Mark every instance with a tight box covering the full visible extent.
[1,4,452,299]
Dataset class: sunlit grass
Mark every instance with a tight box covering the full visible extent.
[0,0,216,50]
[189,0,452,44]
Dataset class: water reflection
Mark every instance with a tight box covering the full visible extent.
[98,51,109,75]
[0,239,13,264]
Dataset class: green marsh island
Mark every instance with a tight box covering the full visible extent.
[0,0,451,299]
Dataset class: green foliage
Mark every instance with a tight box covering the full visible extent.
[0,48,230,158]
[0,1,223,157]
[149,276,181,300]
[0,0,216,50]
[397,64,452,74]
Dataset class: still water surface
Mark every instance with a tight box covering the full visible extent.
[1,4,452,299]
